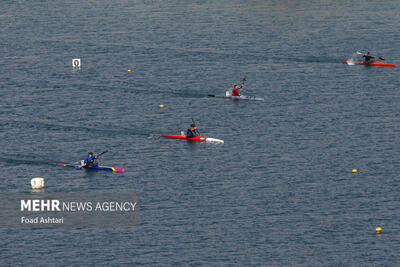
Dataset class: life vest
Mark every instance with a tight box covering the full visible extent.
[85,156,97,166]
[363,55,374,63]
[186,128,199,138]
[232,87,239,96]
[87,159,95,166]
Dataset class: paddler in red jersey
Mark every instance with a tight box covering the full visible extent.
[186,124,200,138]
[362,52,375,63]
[232,84,242,96]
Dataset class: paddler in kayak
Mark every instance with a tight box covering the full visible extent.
[186,124,200,138]
[83,152,98,167]
[231,84,242,96]
[362,52,376,63]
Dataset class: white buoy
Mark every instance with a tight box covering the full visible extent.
[31,177,44,190]
[72,58,81,68]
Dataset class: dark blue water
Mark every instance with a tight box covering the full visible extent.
[1,0,399,265]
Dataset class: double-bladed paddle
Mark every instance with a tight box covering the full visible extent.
[356,51,385,60]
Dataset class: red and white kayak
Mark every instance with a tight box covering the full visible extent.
[342,61,396,67]
[162,134,224,144]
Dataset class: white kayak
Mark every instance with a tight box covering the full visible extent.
[208,92,264,101]
[225,91,264,101]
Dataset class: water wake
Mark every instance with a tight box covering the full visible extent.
[346,53,358,65]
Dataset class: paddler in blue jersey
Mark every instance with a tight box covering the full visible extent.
[83,152,98,167]
[362,52,375,63]
[186,124,200,138]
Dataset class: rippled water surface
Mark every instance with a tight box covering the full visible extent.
[1,0,399,265]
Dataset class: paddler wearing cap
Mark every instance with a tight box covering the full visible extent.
[186,123,200,138]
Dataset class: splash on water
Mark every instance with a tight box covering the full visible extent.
[346,53,358,65]
[347,59,355,65]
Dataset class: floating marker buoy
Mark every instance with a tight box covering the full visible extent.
[352,169,358,173]
[31,177,44,190]
[72,58,81,69]
[127,69,132,72]
[376,227,382,234]
[159,104,164,108]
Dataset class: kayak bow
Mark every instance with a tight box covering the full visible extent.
[58,163,124,173]
[162,134,224,143]
[342,61,395,67]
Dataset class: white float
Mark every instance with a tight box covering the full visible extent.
[31,177,44,190]
[72,58,81,68]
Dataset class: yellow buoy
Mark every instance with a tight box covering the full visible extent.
[127,69,132,72]
[352,169,357,173]
[159,104,164,108]
[376,227,382,233]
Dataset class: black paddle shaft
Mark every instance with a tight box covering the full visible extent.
[96,150,109,159]
[240,75,247,89]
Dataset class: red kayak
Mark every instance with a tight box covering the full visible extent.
[162,134,224,143]
[342,61,395,67]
